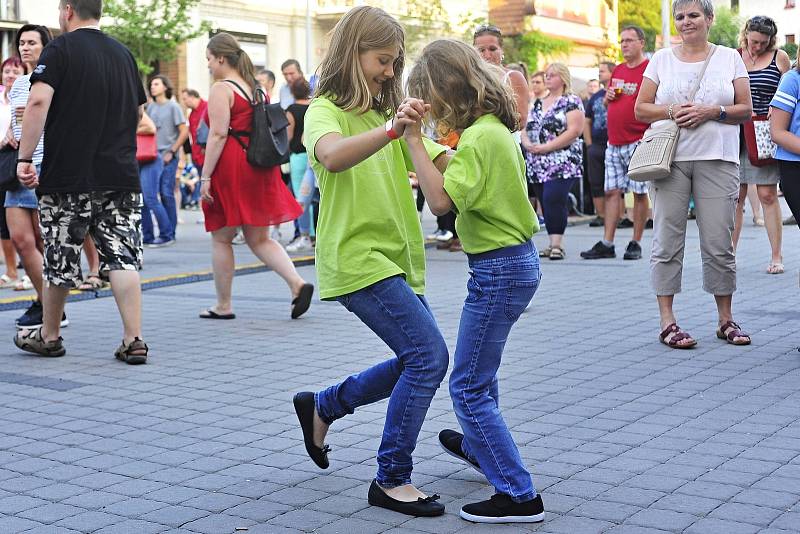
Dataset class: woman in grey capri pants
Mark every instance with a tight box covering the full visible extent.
[634,0,753,349]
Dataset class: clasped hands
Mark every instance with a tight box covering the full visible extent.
[392,98,430,142]
[672,103,715,129]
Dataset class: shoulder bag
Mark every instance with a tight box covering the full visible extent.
[628,45,717,182]
[742,115,777,167]
[136,133,158,163]
[0,146,21,192]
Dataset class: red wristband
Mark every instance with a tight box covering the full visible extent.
[386,127,399,141]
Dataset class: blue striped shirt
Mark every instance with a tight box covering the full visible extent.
[770,70,800,162]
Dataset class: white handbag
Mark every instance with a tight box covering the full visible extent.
[628,45,717,182]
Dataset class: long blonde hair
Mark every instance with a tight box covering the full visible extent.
[207,32,257,94]
[406,39,518,133]
[314,6,405,115]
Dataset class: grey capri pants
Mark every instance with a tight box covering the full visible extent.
[648,160,739,296]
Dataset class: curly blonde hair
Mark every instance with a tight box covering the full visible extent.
[314,6,405,116]
[406,39,518,133]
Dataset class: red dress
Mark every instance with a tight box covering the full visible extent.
[203,91,302,231]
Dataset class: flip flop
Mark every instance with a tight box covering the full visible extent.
[199,308,236,320]
[767,262,785,275]
[291,283,314,319]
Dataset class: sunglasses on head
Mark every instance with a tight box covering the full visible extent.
[747,16,777,35]
[474,24,502,37]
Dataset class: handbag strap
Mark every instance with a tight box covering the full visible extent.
[687,44,717,102]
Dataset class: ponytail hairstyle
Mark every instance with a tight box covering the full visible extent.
[207,32,258,94]
[406,39,518,133]
[315,5,405,116]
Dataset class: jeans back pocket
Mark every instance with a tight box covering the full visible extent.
[504,270,541,321]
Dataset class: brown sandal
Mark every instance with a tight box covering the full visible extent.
[114,338,148,365]
[659,323,697,349]
[716,320,751,345]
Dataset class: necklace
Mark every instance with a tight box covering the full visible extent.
[745,48,760,67]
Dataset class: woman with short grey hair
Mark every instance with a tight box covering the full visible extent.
[635,0,753,348]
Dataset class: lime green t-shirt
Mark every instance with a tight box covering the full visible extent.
[305,97,446,299]
[443,114,538,254]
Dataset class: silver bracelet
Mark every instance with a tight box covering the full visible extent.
[200,178,212,182]
[667,103,675,121]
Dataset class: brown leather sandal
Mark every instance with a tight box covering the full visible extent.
[716,321,751,346]
[659,323,697,349]
[115,338,148,365]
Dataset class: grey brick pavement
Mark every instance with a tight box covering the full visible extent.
[0,214,799,533]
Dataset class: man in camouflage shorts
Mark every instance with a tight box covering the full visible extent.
[14,0,149,363]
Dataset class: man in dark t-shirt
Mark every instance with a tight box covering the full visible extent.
[15,0,149,364]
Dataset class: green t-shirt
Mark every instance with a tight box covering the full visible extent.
[443,114,538,254]
[305,97,446,299]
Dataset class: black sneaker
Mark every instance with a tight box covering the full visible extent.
[461,493,545,524]
[623,240,642,260]
[580,241,616,259]
[645,218,654,229]
[588,216,604,227]
[438,429,483,475]
[617,218,634,229]
[15,301,69,329]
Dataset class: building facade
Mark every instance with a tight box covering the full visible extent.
[714,0,800,48]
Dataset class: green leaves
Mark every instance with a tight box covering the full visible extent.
[708,7,743,48]
[104,0,211,76]
[505,31,572,72]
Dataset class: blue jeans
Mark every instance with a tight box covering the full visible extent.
[297,165,319,235]
[315,275,449,487]
[451,240,541,502]
[159,156,179,240]
[139,158,173,242]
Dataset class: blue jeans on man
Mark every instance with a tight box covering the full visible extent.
[451,240,541,502]
[158,155,179,240]
[139,158,173,243]
[314,275,449,487]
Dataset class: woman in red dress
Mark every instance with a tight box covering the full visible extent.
[199,32,313,320]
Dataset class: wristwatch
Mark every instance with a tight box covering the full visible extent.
[718,105,727,121]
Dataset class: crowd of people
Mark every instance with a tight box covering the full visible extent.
[3,0,800,526]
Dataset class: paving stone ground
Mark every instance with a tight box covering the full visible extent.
[0,208,799,533]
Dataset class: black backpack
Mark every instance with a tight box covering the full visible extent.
[225,79,290,168]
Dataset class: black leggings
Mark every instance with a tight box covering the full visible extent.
[778,161,800,229]
[530,177,578,235]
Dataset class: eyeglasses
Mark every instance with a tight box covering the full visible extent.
[620,38,642,44]
[474,24,501,37]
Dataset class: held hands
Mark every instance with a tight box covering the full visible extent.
[17,162,38,189]
[395,98,430,142]
[673,103,714,129]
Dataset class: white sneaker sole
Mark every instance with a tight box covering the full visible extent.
[460,509,545,523]
[438,438,484,476]
[16,318,69,330]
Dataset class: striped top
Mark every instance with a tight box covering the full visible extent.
[9,74,44,166]
[748,50,782,115]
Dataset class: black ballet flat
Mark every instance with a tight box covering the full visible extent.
[293,391,330,469]
[367,479,445,517]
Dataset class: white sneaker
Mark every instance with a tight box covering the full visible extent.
[435,230,454,242]
[286,235,313,252]
[426,229,444,240]
[232,230,246,245]
[270,228,282,241]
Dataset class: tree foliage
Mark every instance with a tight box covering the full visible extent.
[402,0,451,55]
[619,0,662,51]
[782,42,798,63]
[104,0,211,76]
[708,7,743,48]
[504,31,572,72]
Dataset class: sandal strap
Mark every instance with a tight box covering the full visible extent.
[121,337,148,355]
[720,321,747,341]
[659,323,679,340]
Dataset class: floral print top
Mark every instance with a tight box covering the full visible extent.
[525,94,584,183]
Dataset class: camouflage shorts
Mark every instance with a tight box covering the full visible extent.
[39,192,143,288]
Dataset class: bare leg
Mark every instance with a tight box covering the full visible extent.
[632,193,649,243]
[757,184,783,265]
[83,235,100,274]
[603,189,621,243]
[732,183,748,251]
[747,184,763,223]
[592,196,605,219]
[2,239,17,280]
[7,208,44,300]
[242,225,306,296]
[41,284,69,343]
[108,270,143,343]
[210,227,237,314]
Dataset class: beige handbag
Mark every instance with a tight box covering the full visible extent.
[628,45,717,182]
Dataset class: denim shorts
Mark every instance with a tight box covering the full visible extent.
[4,165,40,209]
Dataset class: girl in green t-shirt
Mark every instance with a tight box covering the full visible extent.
[292,6,449,518]
[403,39,545,524]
